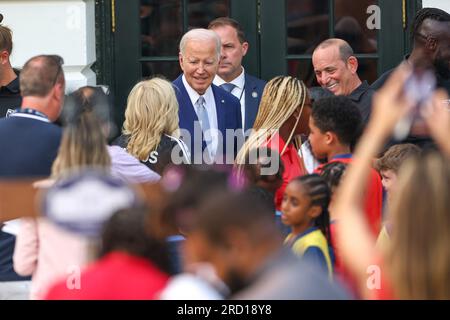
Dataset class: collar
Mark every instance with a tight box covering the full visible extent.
[182,75,214,107]
[286,226,319,246]
[331,153,352,160]
[213,67,245,90]
[10,108,50,123]
[1,73,20,94]
[266,132,286,152]
[348,80,370,102]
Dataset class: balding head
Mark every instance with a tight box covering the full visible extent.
[314,38,354,63]
[20,55,66,121]
[20,55,65,97]
[312,38,361,96]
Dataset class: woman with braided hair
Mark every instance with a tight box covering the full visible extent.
[235,75,312,210]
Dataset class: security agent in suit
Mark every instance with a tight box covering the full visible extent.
[0,55,64,295]
[173,28,242,164]
[209,17,266,132]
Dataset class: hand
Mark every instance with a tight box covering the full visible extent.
[422,89,450,147]
[368,64,414,137]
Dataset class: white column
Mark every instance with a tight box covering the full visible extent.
[1,0,96,93]
[422,0,450,14]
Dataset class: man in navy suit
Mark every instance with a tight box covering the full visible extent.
[173,28,242,164]
[0,55,64,299]
[209,17,266,133]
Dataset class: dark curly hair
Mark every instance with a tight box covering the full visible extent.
[311,96,362,147]
[99,205,173,275]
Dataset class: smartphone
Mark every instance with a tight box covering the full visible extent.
[393,68,436,140]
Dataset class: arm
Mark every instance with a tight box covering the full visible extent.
[423,89,450,157]
[13,217,39,276]
[333,64,413,299]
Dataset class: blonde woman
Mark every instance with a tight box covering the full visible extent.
[113,77,190,175]
[235,76,312,210]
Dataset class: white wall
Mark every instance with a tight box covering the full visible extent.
[422,0,450,13]
[0,0,96,92]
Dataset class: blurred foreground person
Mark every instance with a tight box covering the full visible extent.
[334,64,450,299]
[62,86,160,183]
[14,170,139,300]
[45,205,171,300]
[188,190,347,299]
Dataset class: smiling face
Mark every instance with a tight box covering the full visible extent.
[211,25,248,82]
[312,45,359,96]
[179,38,219,95]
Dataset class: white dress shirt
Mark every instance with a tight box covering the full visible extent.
[182,75,219,157]
[214,67,246,127]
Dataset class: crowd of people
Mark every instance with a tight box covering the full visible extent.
[0,8,449,300]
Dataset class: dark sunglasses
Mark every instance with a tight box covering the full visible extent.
[48,55,64,87]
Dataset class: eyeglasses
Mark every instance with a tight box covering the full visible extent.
[48,55,64,87]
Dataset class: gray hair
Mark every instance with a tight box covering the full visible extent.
[314,38,354,62]
[179,28,221,59]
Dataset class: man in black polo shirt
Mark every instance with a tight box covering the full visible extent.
[0,16,22,117]
[312,38,373,124]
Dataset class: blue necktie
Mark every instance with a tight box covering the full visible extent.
[220,83,236,93]
[196,96,212,157]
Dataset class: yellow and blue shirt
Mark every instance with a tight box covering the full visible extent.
[284,227,333,280]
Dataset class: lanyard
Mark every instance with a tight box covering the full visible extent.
[10,108,50,122]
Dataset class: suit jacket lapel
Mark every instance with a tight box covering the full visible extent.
[173,76,198,133]
[244,74,259,131]
[212,85,225,136]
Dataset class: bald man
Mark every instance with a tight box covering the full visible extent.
[312,38,374,123]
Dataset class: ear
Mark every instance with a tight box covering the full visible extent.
[346,56,359,74]
[241,42,249,57]
[324,131,334,145]
[426,36,438,51]
[0,51,9,65]
[179,52,185,71]
[53,81,65,104]
[308,205,322,219]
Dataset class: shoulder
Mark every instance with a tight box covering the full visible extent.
[371,69,394,91]
[111,134,129,148]
[293,229,327,249]
[212,84,240,106]
[172,75,185,95]
[245,73,266,89]
[162,134,191,163]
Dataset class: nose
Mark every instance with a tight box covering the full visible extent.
[321,73,330,86]
[281,200,288,212]
[196,63,206,74]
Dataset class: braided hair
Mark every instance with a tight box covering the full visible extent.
[235,76,307,175]
[292,174,331,242]
[318,161,348,193]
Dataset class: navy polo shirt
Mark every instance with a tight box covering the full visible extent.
[0,71,22,118]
